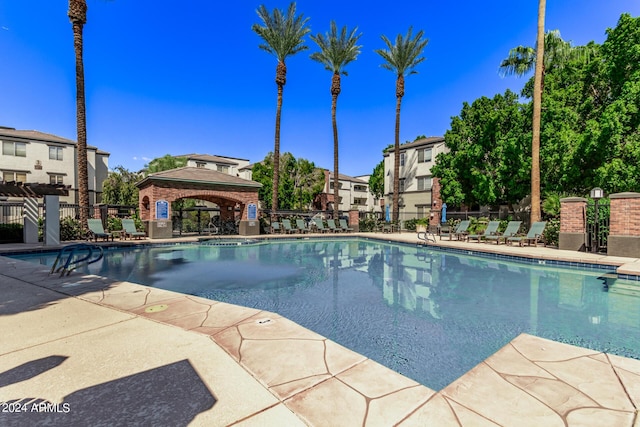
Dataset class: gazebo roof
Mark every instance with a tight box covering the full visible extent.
[0,182,70,198]
[135,167,261,189]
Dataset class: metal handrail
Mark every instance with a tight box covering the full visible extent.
[50,243,104,277]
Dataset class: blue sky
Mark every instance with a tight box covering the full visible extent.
[1,1,639,177]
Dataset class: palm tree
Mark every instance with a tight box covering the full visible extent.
[68,0,90,230]
[252,3,310,214]
[531,0,546,224]
[375,27,428,222]
[310,22,362,218]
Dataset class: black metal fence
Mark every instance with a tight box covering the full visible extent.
[586,199,610,253]
[0,202,136,226]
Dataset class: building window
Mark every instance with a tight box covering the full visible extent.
[418,148,432,163]
[417,205,427,218]
[196,162,206,168]
[2,141,26,157]
[217,165,229,173]
[49,146,64,161]
[329,182,344,190]
[399,178,405,193]
[353,198,367,205]
[400,153,405,166]
[417,176,432,191]
[3,171,27,183]
[354,185,367,192]
[49,174,64,185]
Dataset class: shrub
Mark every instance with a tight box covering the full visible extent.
[359,216,379,232]
[0,223,23,243]
[106,216,123,232]
[60,217,83,241]
[543,218,560,247]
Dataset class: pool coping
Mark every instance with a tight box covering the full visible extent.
[1,233,640,425]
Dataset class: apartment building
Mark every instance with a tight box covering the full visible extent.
[383,136,447,222]
[0,126,109,204]
[314,170,379,213]
[179,153,252,180]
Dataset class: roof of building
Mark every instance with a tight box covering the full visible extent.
[135,167,261,189]
[0,127,109,154]
[383,136,445,155]
[327,171,368,184]
[178,153,250,165]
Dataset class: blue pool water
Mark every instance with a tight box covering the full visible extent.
[11,238,640,390]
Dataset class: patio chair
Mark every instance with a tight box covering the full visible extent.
[281,219,296,234]
[122,219,146,240]
[326,219,342,233]
[313,218,329,233]
[339,219,354,232]
[440,220,470,241]
[485,221,522,245]
[296,219,310,233]
[507,221,547,247]
[270,221,281,234]
[87,218,113,242]
[467,221,501,243]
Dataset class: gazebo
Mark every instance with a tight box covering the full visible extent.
[135,167,261,238]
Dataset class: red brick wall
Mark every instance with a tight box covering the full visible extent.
[610,193,640,236]
[560,198,587,233]
[138,185,259,221]
[430,177,442,224]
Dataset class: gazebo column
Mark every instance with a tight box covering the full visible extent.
[238,199,260,236]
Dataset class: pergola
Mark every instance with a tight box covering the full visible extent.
[135,167,261,235]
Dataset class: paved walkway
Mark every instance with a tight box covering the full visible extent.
[0,233,639,426]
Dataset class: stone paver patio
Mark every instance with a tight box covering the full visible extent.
[1,233,639,426]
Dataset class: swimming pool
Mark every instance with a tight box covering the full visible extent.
[11,238,640,390]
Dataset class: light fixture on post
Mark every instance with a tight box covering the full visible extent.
[590,187,604,253]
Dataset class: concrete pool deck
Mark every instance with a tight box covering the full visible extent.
[0,233,639,426]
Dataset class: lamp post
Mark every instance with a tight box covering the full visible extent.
[590,187,604,253]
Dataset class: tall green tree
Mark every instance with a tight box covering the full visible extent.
[431,90,531,208]
[102,166,142,206]
[68,0,90,229]
[142,154,187,175]
[310,21,362,217]
[369,159,385,201]
[375,27,428,222]
[252,2,310,213]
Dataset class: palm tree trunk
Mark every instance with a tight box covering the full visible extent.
[331,73,341,219]
[393,79,403,223]
[272,84,282,213]
[531,0,546,224]
[70,1,89,230]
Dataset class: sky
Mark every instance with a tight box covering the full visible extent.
[1,1,639,177]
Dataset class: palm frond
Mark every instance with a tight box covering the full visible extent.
[375,27,428,77]
[310,21,362,74]
[252,2,310,63]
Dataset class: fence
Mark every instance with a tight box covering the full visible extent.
[586,199,610,253]
[0,202,136,226]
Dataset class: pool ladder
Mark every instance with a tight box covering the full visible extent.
[50,243,104,277]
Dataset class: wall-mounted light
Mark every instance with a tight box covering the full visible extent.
[590,187,604,200]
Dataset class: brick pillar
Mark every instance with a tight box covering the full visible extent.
[559,197,587,251]
[348,209,360,232]
[608,192,640,257]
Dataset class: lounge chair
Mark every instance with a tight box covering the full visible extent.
[485,221,522,245]
[313,218,329,233]
[507,221,547,247]
[295,219,310,233]
[122,218,146,240]
[87,218,113,242]
[281,219,296,234]
[440,220,470,241]
[270,221,281,234]
[467,221,500,243]
[339,219,354,232]
[326,219,342,233]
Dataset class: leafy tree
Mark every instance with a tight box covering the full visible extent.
[431,90,531,208]
[369,159,384,200]
[143,154,187,175]
[68,0,90,229]
[375,27,428,222]
[310,21,362,218]
[102,166,142,206]
[252,152,323,210]
[252,2,310,213]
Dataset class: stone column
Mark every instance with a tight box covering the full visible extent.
[559,197,587,251]
[430,177,442,225]
[608,192,640,257]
